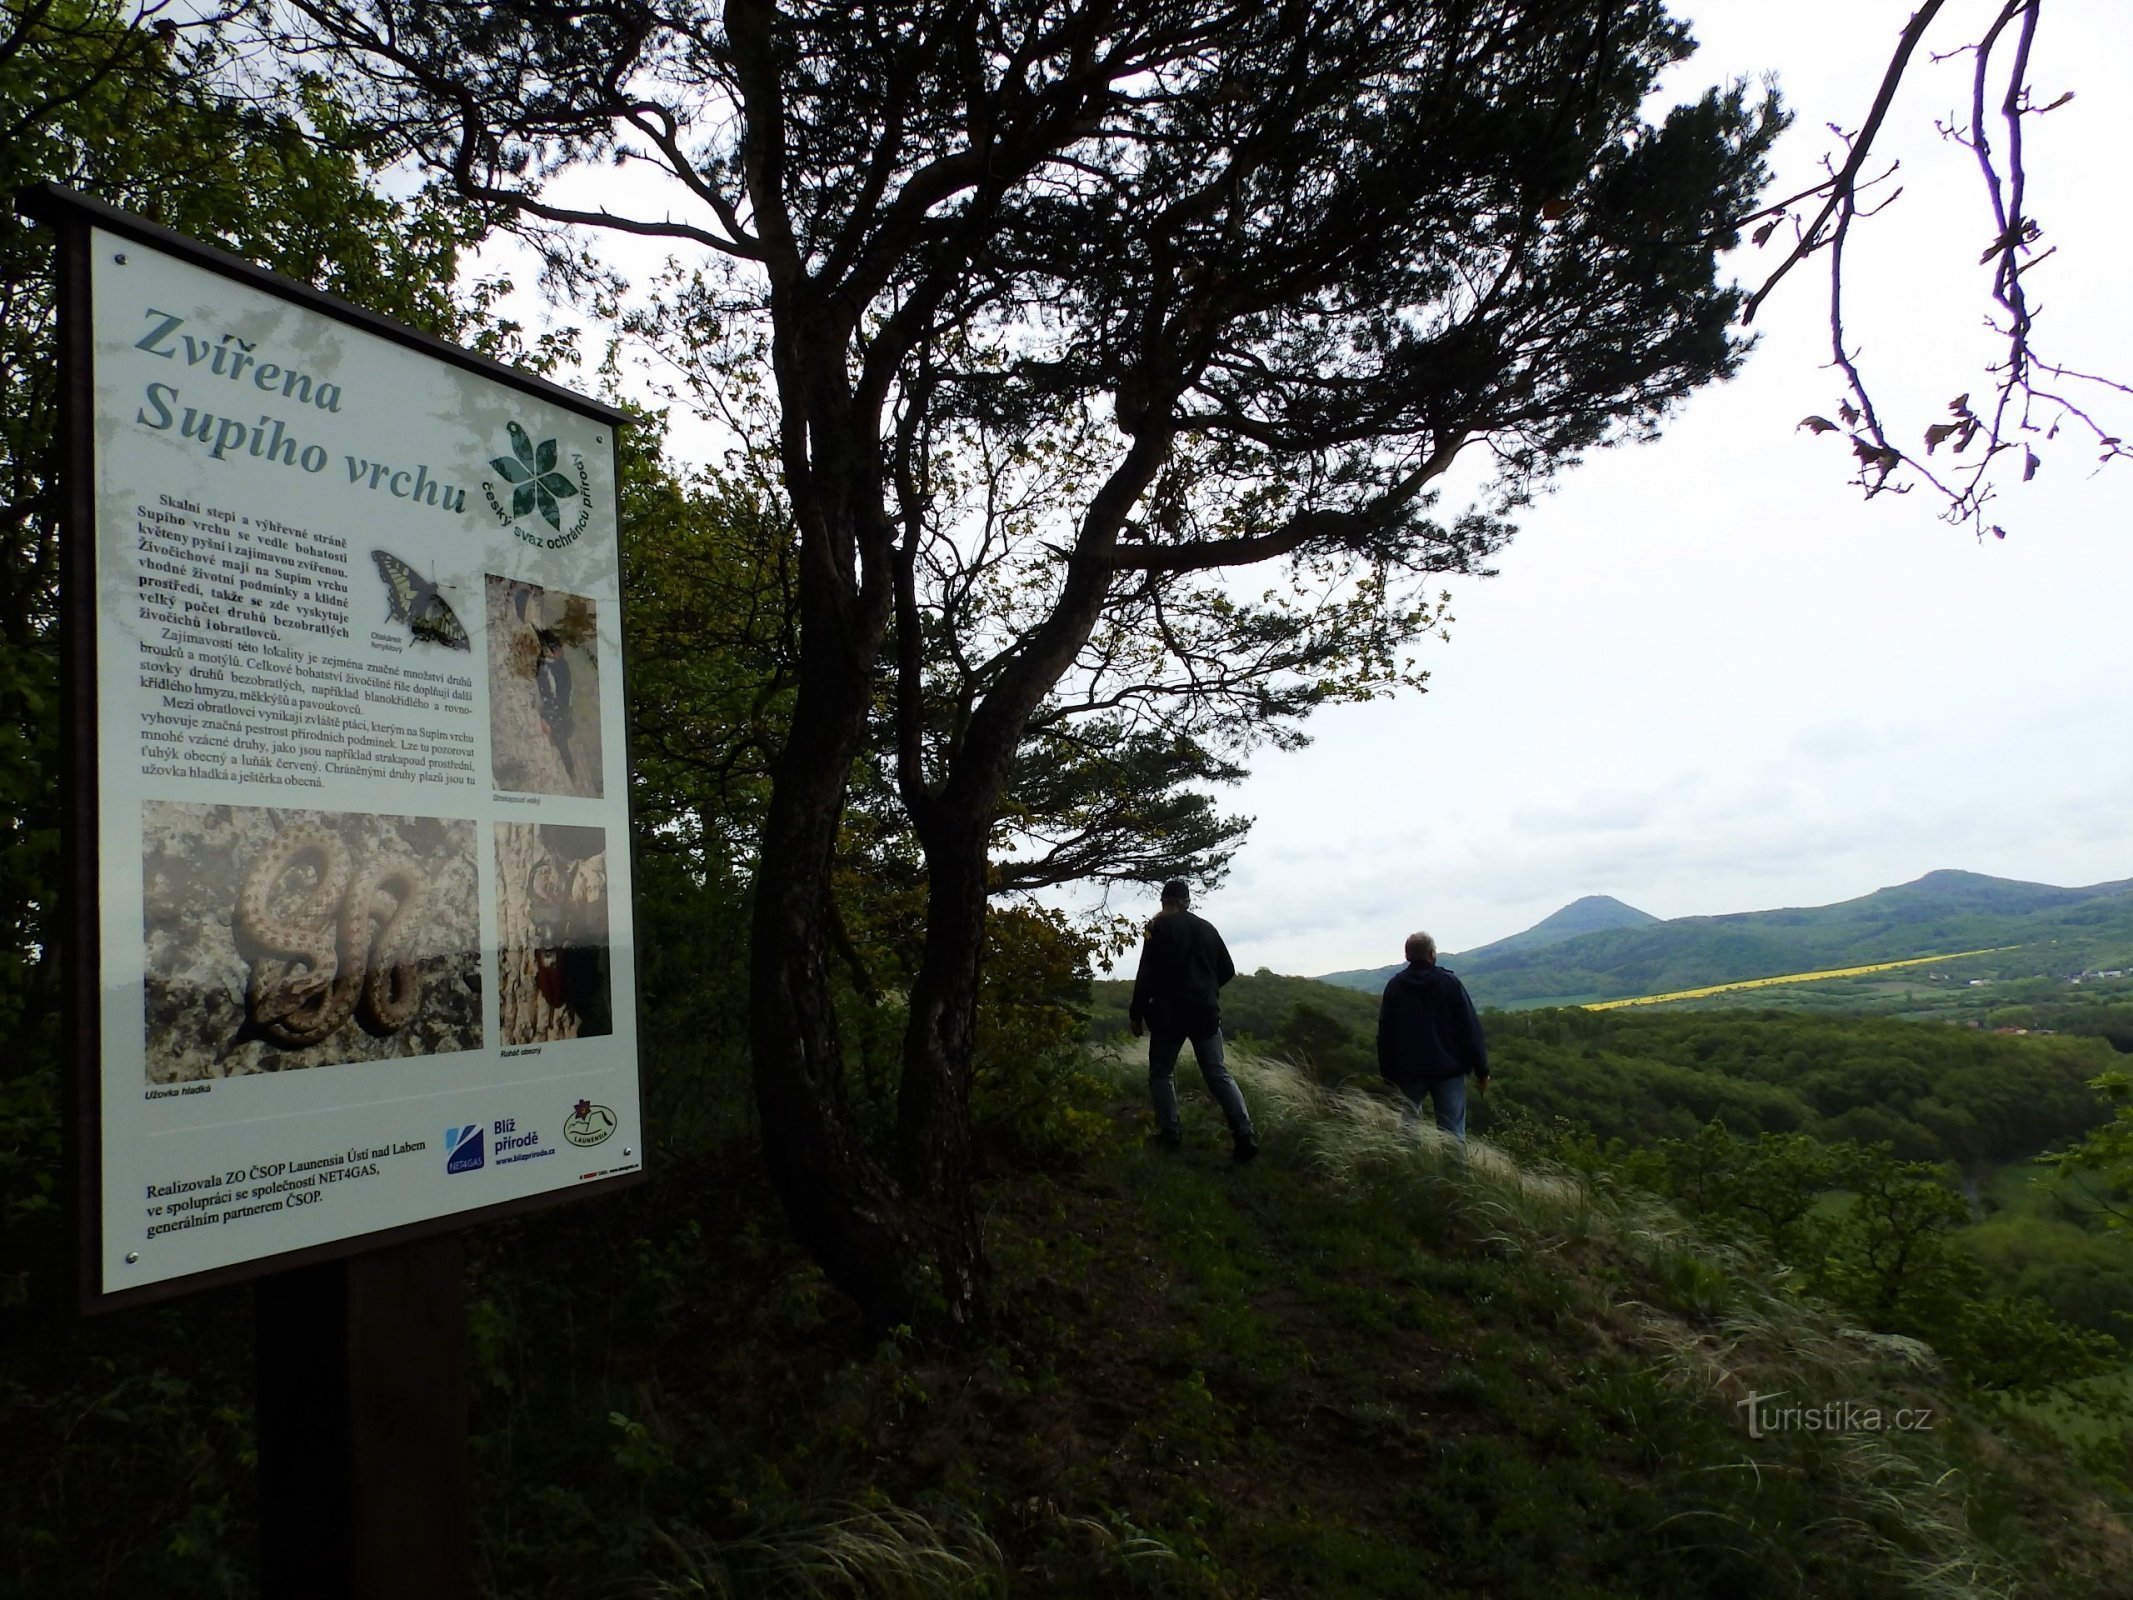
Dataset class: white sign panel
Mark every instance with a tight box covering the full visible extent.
[83,223,643,1297]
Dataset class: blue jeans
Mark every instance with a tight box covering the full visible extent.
[1149,1028,1254,1141]
[1403,1074,1468,1143]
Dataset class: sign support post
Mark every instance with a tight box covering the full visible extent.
[255,1233,471,1598]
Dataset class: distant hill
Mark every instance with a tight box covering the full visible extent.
[1452,870,2133,1008]
[1456,893,1662,961]
[1311,869,2133,1008]
[1316,893,1661,993]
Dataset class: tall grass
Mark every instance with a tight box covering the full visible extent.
[630,1503,1007,1598]
[1121,1044,2030,1600]
[628,1502,1179,1599]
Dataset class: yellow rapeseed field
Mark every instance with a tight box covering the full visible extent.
[1583,948,2015,1011]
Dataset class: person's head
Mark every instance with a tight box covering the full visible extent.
[1161,879,1191,911]
[1404,931,1437,965]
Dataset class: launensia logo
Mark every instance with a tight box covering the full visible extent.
[445,1124,485,1174]
[482,420,591,550]
[563,1099,617,1148]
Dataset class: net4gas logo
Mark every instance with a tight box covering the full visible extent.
[445,1124,485,1174]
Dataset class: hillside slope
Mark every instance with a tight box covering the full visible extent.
[17,1046,2131,1598]
[486,1052,2129,1600]
[1461,871,2133,1007]
[1088,967,1381,1042]
[1459,891,1662,959]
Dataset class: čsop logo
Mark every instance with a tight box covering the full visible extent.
[482,421,591,550]
[563,1100,617,1148]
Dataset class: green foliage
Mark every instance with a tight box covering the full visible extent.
[1811,1149,1980,1330]
[1482,1008,2113,1171]
[1645,1120,1842,1258]
[0,1288,259,1599]
[1201,1050,2132,1598]
[631,850,756,1153]
[994,727,1251,895]
[2043,1071,2133,1239]
[619,434,794,873]
[610,424,799,1156]
[1966,1214,2133,1339]
[16,1032,2133,1596]
[1269,1004,1374,1088]
[611,417,1261,1181]
[1541,1117,2127,1400]
[1088,970,1381,1047]
[442,1043,2133,1594]
[1101,991,2118,1177]
[971,907,1108,1168]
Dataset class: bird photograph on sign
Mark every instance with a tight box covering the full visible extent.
[485,576,603,797]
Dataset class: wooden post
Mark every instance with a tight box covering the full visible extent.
[254,1233,471,1598]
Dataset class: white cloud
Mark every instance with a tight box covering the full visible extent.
[1192,3,2133,976]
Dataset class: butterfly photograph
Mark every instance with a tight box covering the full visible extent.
[371,548,471,650]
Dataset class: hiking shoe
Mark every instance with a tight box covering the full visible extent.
[1146,1129,1183,1153]
[1231,1133,1260,1165]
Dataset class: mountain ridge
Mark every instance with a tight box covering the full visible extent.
[1312,868,2133,1004]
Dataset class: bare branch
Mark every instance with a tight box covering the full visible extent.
[1755,1,2128,533]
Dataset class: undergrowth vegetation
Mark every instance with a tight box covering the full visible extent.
[14,1038,2133,1597]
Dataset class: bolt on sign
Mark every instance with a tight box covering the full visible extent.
[23,186,648,1310]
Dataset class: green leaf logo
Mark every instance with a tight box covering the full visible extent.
[490,420,581,531]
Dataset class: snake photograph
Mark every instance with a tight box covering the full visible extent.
[139,802,482,1080]
[233,823,430,1047]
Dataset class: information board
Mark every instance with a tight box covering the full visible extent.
[37,190,646,1306]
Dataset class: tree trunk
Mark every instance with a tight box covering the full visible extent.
[884,557,1130,1329]
[893,812,992,1323]
[745,536,980,1333]
[744,307,1151,1338]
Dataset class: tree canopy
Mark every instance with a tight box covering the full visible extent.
[262,0,1786,1330]
[0,0,487,1110]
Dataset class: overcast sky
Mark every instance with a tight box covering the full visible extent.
[1199,1,2133,975]
[482,3,2133,978]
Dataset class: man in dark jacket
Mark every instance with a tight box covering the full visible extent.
[1376,931,1490,1146]
[1129,881,1259,1162]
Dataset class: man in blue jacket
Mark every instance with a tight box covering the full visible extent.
[1376,931,1490,1146]
[1129,880,1259,1162]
